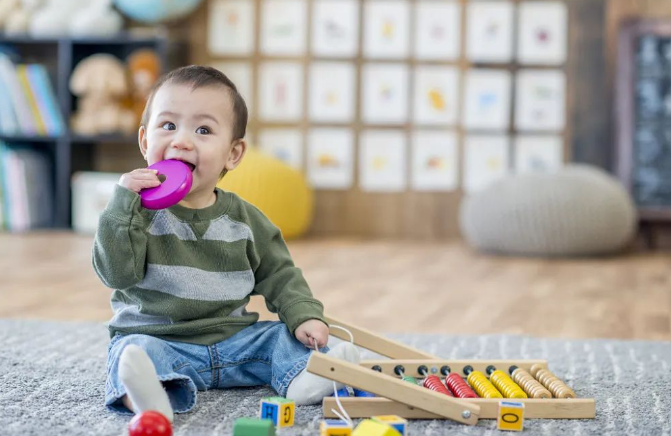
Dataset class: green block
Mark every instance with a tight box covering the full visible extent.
[262,396,293,404]
[233,418,276,436]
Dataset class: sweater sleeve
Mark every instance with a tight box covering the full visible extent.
[92,184,150,290]
[248,208,326,334]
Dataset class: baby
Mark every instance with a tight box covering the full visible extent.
[93,65,359,422]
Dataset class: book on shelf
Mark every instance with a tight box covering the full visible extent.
[0,142,53,231]
[0,53,64,137]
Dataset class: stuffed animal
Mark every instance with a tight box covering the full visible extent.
[28,0,78,37]
[3,0,43,35]
[126,49,162,125]
[70,0,122,37]
[70,54,137,136]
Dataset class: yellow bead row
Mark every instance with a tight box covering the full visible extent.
[467,370,503,398]
[489,369,528,398]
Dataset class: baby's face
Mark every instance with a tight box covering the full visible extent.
[142,83,237,198]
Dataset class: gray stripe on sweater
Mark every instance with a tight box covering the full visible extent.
[108,300,172,328]
[148,210,197,240]
[108,301,251,329]
[203,215,254,242]
[138,264,255,301]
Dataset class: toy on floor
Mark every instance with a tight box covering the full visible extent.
[371,415,407,436]
[497,401,525,431]
[312,315,596,425]
[140,160,193,210]
[351,419,401,436]
[259,397,295,428]
[320,419,353,436]
[127,411,172,436]
[233,417,275,436]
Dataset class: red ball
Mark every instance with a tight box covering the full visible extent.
[128,411,172,436]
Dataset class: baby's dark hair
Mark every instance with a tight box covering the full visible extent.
[140,65,248,141]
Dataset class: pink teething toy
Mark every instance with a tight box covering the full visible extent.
[140,160,193,210]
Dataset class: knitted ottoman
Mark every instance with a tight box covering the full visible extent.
[459,165,637,256]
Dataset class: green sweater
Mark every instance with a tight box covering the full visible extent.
[92,185,325,346]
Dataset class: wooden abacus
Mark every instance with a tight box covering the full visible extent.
[307,316,596,426]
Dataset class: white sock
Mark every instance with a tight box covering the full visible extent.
[118,344,174,422]
[286,342,361,406]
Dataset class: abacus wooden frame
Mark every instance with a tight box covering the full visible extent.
[314,316,596,421]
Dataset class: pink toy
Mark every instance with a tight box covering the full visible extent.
[140,160,193,210]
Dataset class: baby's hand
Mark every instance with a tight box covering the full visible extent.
[119,168,162,193]
[295,319,329,349]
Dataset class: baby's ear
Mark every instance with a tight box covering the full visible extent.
[225,138,247,170]
[138,125,148,160]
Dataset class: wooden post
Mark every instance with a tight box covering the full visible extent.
[325,315,437,359]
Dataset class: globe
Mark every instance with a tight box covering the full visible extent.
[114,0,203,24]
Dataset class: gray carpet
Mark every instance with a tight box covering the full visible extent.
[1,319,670,436]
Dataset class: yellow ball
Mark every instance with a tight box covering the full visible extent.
[217,147,314,239]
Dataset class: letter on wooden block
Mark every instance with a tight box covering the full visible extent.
[497,401,525,431]
[259,397,295,428]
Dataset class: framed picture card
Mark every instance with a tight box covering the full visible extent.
[260,0,307,56]
[414,1,461,61]
[411,130,459,191]
[464,134,510,193]
[362,63,409,125]
[258,129,303,170]
[360,130,407,192]
[208,0,255,55]
[515,69,566,132]
[466,1,514,63]
[309,62,356,123]
[363,0,410,59]
[210,62,253,115]
[307,128,355,189]
[413,66,460,126]
[312,0,359,58]
[463,69,512,131]
[515,135,564,173]
[518,1,568,65]
[258,62,303,122]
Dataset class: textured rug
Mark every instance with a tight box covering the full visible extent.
[1,319,670,436]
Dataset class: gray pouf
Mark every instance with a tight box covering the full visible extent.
[459,165,637,257]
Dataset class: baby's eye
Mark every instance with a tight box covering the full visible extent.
[161,122,176,131]
[196,126,210,135]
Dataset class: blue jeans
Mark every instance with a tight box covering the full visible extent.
[105,321,325,415]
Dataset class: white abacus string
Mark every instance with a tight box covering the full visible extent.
[310,326,355,426]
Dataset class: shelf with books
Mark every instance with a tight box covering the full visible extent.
[0,34,177,231]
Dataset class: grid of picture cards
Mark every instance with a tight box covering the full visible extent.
[208,0,568,193]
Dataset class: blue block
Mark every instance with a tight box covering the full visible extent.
[332,387,350,397]
[353,388,375,397]
[260,402,278,423]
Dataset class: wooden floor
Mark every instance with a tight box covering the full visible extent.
[2,232,670,341]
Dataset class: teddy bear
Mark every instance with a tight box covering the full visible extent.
[1,0,43,35]
[70,54,137,136]
[125,49,162,126]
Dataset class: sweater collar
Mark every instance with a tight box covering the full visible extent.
[166,188,230,222]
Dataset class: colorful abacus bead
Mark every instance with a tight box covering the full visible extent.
[441,366,478,398]
[509,366,552,399]
[259,397,295,428]
[530,364,576,399]
[353,388,376,397]
[487,365,527,399]
[464,365,502,398]
[332,387,350,397]
[423,375,454,396]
